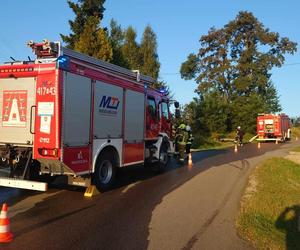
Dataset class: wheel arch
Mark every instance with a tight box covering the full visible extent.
[93,145,120,173]
[151,133,171,159]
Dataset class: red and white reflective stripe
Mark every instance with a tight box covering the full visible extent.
[0,212,7,219]
[0,224,10,233]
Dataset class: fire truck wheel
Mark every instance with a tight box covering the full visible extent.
[94,151,117,191]
[157,143,169,172]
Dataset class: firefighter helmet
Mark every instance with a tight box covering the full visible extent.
[179,123,186,130]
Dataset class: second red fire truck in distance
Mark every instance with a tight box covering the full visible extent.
[0,40,177,192]
[257,113,292,142]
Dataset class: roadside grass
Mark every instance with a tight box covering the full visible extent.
[192,132,255,151]
[193,126,299,151]
[193,139,234,151]
[292,127,300,138]
[291,146,300,152]
[237,158,300,250]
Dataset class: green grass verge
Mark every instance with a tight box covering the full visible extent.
[237,158,300,250]
[291,146,300,153]
[292,127,300,138]
[192,132,255,151]
[194,141,233,151]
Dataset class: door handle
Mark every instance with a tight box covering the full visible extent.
[30,105,36,134]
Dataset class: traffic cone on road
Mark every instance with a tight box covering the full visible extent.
[0,203,13,243]
[258,142,261,149]
[234,144,238,153]
[188,153,193,167]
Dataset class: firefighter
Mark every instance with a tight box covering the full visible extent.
[185,125,194,154]
[172,124,179,153]
[176,123,194,164]
[236,126,244,146]
[176,123,188,164]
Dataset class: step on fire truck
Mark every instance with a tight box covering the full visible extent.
[256,113,292,142]
[0,40,176,192]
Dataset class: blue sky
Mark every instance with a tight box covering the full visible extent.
[0,0,299,116]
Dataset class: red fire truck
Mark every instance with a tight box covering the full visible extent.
[0,40,175,192]
[257,113,292,142]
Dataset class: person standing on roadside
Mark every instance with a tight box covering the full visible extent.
[236,126,244,146]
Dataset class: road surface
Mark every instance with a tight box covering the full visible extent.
[1,140,299,250]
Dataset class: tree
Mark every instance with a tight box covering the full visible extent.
[122,26,141,70]
[119,25,163,88]
[140,25,160,81]
[61,0,106,49]
[231,94,266,133]
[74,16,112,61]
[180,11,297,133]
[108,19,127,67]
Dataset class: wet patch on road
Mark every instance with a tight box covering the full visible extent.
[9,190,63,218]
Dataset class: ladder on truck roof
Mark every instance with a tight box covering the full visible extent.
[28,40,155,86]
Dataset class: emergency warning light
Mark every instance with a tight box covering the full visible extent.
[57,56,70,70]
[158,86,169,96]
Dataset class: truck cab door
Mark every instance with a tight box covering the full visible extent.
[160,100,171,137]
[146,96,159,139]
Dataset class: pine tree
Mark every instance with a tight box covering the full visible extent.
[140,25,160,81]
[74,16,112,61]
[108,19,127,67]
[122,26,141,70]
[61,0,106,49]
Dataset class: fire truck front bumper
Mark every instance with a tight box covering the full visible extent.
[256,138,282,142]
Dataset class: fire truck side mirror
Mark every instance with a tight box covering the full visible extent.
[175,109,181,119]
[174,101,180,119]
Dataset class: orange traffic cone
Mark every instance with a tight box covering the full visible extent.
[188,153,193,167]
[0,203,13,243]
[234,144,238,153]
[258,142,261,149]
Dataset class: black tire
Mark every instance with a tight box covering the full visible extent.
[93,151,117,192]
[157,142,169,172]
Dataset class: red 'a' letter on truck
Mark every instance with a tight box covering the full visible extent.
[0,40,175,192]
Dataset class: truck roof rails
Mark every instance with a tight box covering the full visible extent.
[27,40,155,85]
[61,47,155,85]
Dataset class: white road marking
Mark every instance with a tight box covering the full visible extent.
[121,181,141,194]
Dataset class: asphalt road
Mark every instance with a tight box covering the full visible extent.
[1,140,299,250]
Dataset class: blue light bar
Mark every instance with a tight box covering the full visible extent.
[159,86,169,95]
[57,55,70,70]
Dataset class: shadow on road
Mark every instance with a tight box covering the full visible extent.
[14,204,95,238]
[276,205,300,250]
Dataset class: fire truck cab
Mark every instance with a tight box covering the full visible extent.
[0,40,175,191]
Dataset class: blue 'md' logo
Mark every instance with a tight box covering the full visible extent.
[99,95,120,115]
